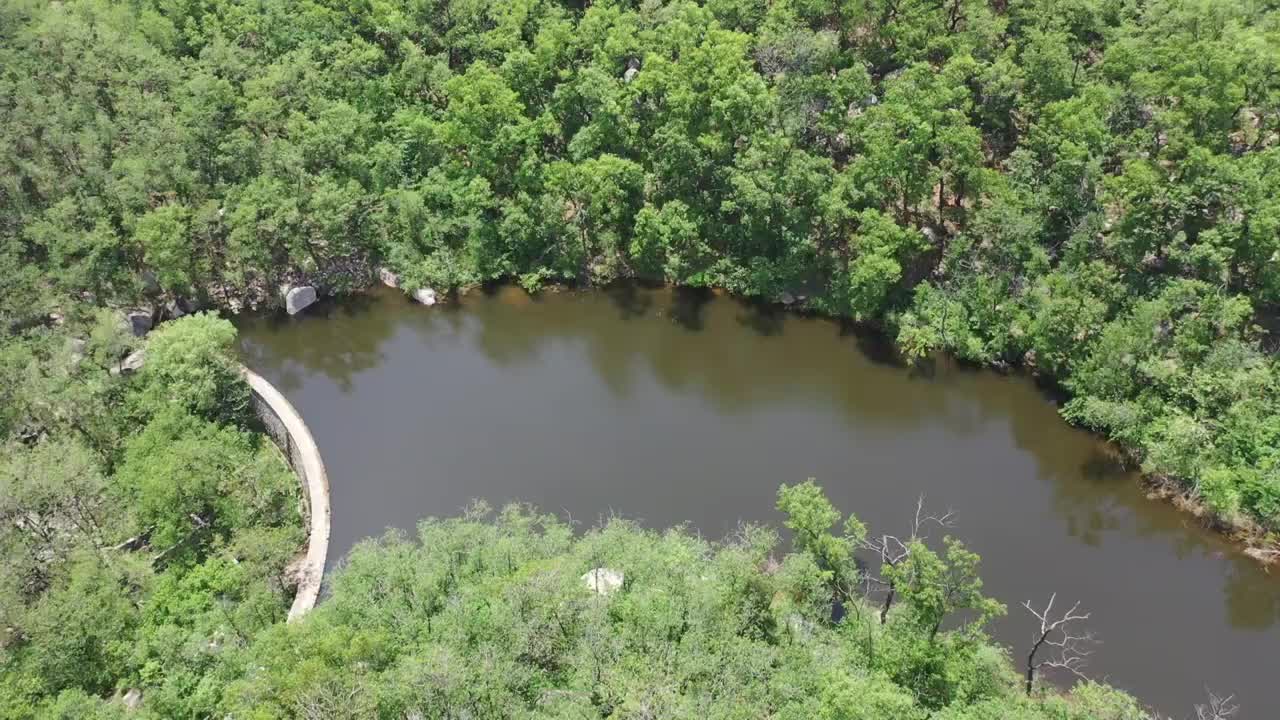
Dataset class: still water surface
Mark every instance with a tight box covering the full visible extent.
[238,285,1279,717]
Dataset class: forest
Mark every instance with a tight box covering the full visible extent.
[0,313,304,717]
[0,0,1277,715]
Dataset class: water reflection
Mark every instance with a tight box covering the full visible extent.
[236,293,395,394]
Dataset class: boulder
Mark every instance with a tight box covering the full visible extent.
[378,267,400,289]
[163,299,186,320]
[581,568,624,595]
[126,310,153,337]
[623,67,639,84]
[779,291,796,306]
[114,349,147,376]
[284,285,318,315]
[412,287,437,306]
[122,688,143,712]
[67,338,87,365]
[1244,547,1279,564]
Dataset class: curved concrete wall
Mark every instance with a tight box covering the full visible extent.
[243,367,331,621]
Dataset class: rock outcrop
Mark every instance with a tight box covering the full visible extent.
[412,287,437,306]
[126,310,153,337]
[582,567,624,595]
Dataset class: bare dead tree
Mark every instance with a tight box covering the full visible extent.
[1022,593,1095,695]
[1195,690,1239,720]
[861,495,954,624]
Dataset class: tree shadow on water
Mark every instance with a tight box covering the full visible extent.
[604,281,654,321]
[838,319,907,370]
[734,298,786,337]
[667,286,713,331]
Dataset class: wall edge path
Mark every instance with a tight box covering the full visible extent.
[242,366,331,621]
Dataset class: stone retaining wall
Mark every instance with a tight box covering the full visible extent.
[243,368,331,621]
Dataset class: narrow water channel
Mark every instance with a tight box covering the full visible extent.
[237,285,1279,717]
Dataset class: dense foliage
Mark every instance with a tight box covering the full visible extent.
[0,314,303,719]
[2,0,1277,537]
[221,484,1148,719]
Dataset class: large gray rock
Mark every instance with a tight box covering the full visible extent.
[67,338,87,364]
[412,287,437,306]
[111,349,147,376]
[126,310,153,337]
[582,568,624,595]
[624,57,641,84]
[284,285,318,315]
[122,687,143,711]
[378,267,401,288]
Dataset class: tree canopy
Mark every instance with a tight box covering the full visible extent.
[220,486,1145,720]
[0,314,302,719]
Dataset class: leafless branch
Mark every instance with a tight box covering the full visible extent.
[1022,592,1095,695]
[911,494,955,537]
[860,495,955,623]
[1195,689,1239,720]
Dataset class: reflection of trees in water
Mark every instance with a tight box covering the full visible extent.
[236,291,397,394]
[1007,418,1280,632]
[651,288,986,430]
[452,283,1054,439]
[603,282,657,322]
[1224,557,1280,629]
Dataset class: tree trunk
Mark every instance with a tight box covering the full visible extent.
[879,582,895,624]
[1025,634,1047,695]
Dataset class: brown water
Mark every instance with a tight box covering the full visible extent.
[237,285,1279,717]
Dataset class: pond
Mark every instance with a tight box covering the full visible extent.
[237,284,1280,717]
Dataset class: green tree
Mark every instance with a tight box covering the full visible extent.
[135,204,197,295]
[886,536,1005,642]
[777,479,866,600]
[133,313,249,424]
